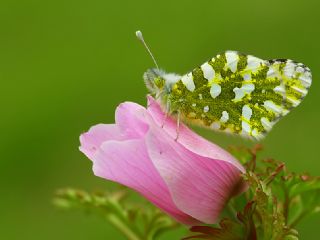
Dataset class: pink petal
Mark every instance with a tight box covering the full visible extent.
[146,124,245,224]
[79,124,122,159]
[147,96,245,173]
[91,138,200,225]
[80,102,150,158]
[115,102,149,138]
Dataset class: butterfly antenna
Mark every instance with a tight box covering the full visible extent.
[136,30,159,69]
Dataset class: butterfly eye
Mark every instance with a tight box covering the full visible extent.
[154,77,165,89]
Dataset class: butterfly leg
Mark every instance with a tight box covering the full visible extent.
[161,111,168,128]
[174,111,181,141]
[161,99,170,128]
[147,92,162,108]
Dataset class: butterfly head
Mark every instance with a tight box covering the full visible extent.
[143,68,165,94]
[144,68,181,96]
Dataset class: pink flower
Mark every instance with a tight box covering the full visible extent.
[80,96,247,225]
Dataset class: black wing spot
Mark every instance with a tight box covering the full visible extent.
[268,58,288,64]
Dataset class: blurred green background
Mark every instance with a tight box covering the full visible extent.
[0,0,319,239]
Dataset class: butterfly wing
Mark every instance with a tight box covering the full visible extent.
[170,51,312,139]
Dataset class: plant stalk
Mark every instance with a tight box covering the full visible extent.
[106,214,142,240]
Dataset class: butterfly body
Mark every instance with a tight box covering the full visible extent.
[143,51,312,140]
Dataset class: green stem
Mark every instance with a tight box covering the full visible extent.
[282,187,290,224]
[225,201,237,218]
[106,214,142,240]
[289,212,307,228]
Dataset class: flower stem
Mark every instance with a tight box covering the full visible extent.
[289,210,309,228]
[106,213,142,240]
[225,201,237,218]
[282,187,290,224]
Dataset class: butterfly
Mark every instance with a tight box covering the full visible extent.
[136,31,312,140]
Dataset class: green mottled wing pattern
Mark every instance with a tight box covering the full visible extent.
[169,51,312,139]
